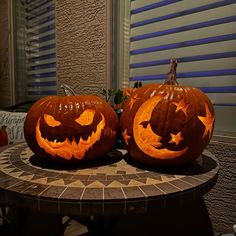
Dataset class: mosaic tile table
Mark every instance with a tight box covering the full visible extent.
[0,142,219,217]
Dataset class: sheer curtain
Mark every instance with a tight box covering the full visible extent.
[14,0,56,103]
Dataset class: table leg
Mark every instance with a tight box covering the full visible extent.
[72,216,118,236]
[106,197,215,236]
[20,210,63,236]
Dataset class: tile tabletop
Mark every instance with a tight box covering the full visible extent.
[0,142,219,216]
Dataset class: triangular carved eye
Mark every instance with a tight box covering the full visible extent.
[44,114,61,127]
[75,109,95,126]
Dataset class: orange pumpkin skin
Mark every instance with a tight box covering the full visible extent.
[24,95,118,163]
[121,81,215,166]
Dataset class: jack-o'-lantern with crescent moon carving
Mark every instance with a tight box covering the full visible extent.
[24,87,118,163]
[120,59,215,166]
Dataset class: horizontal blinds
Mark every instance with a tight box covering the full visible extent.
[24,0,56,97]
[130,0,236,108]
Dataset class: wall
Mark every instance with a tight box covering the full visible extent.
[55,0,112,96]
[205,137,236,235]
[0,0,11,107]
[2,0,113,103]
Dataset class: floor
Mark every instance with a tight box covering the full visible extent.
[0,208,88,236]
[63,217,88,236]
[1,203,220,236]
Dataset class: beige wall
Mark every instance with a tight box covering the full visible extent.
[55,0,112,96]
[0,0,11,107]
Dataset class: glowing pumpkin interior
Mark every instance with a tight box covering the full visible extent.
[35,109,105,160]
[120,59,215,166]
[129,94,214,160]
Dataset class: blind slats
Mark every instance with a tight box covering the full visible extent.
[131,40,236,63]
[28,57,55,67]
[129,0,236,113]
[131,58,236,78]
[27,24,55,37]
[24,0,56,97]
[131,0,182,15]
[131,0,235,27]
[130,69,236,81]
[131,15,236,42]
[130,51,236,68]
[130,33,236,55]
[166,75,236,87]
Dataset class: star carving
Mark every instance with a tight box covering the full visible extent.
[172,99,189,116]
[169,132,183,146]
[122,129,131,145]
[198,104,214,139]
[127,94,140,110]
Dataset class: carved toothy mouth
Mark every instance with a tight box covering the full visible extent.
[35,114,106,160]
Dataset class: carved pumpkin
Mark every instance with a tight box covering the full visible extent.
[120,59,215,166]
[24,89,118,163]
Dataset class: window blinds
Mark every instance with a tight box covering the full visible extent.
[23,0,56,97]
[129,0,236,132]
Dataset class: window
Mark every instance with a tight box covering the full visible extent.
[14,0,56,103]
[118,0,236,134]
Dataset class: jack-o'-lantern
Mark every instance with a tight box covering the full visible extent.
[120,59,215,166]
[24,86,119,163]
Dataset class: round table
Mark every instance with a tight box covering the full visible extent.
[0,142,219,235]
[0,142,219,215]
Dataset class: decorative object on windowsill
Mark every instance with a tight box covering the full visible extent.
[100,81,142,112]
[0,125,8,147]
[120,59,215,166]
[24,85,118,163]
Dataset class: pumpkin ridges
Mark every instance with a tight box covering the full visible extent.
[120,60,215,166]
[24,95,118,163]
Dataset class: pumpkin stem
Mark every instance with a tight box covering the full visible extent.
[61,84,76,96]
[165,58,179,85]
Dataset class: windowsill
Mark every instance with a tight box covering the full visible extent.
[212,131,236,144]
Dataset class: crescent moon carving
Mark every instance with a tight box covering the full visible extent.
[133,96,188,160]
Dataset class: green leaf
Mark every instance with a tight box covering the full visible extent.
[114,89,124,104]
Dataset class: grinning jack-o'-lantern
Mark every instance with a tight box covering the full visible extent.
[120,59,215,166]
[24,86,118,163]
